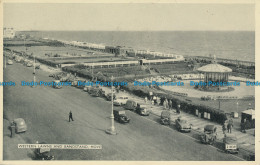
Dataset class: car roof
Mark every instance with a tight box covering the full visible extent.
[14,118,25,123]
[204,125,216,131]
[114,109,125,112]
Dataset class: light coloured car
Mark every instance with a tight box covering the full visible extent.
[13,118,27,133]
[7,60,13,65]
[113,96,129,106]
[175,117,191,132]
[26,62,33,67]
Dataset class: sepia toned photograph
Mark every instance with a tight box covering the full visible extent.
[1,0,257,162]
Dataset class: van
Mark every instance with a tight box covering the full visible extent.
[124,100,137,110]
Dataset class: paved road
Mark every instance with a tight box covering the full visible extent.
[3,62,243,160]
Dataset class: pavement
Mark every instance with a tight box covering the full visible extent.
[2,58,248,161]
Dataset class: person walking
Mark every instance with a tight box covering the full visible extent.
[10,121,15,138]
[241,119,246,133]
[176,104,181,114]
[227,119,233,133]
[222,122,227,134]
[169,100,172,110]
[144,96,148,103]
[153,95,157,104]
[157,96,160,106]
[69,111,74,122]
[165,99,169,109]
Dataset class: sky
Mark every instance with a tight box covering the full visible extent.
[3,3,255,31]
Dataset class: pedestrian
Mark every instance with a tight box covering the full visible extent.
[157,96,160,106]
[165,99,169,109]
[149,91,153,101]
[222,122,227,134]
[151,100,154,105]
[169,100,172,110]
[227,119,233,133]
[153,95,157,104]
[176,104,181,114]
[10,121,15,138]
[144,96,148,103]
[69,111,74,122]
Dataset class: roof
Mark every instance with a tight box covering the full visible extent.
[204,125,216,131]
[197,63,232,73]
[242,109,255,115]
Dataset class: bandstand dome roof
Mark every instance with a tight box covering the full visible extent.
[197,63,232,73]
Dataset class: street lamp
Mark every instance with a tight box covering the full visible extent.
[4,54,6,69]
[32,55,36,88]
[106,76,117,135]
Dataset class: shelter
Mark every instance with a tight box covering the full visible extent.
[241,109,255,129]
[197,63,232,83]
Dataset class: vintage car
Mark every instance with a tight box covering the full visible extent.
[105,93,116,101]
[13,118,27,133]
[200,125,217,145]
[52,80,62,89]
[113,109,130,123]
[7,60,13,65]
[26,62,33,67]
[223,134,239,154]
[34,142,55,160]
[71,80,79,87]
[175,117,191,132]
[83,86,91,92]
[113,96,129,106]
[90,88,104,97]
[136,103,150,116]
[160,110,171,125]
[124,100,138,111]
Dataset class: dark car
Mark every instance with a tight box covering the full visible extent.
[160,110,171,125]
[106,93,116,101]
[200,125,217,145]
[89,87,104,97]
[113,109,130,123]
[223,134,239,154]
[34,142,54,160]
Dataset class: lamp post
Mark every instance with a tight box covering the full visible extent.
[106,76,117,135]
[4,54,6,69]
[32,55,36,88]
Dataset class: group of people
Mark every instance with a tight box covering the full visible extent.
[145,92,180,113]
[222,119,233,134]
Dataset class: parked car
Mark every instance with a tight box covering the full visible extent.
[7,60,13,65]
[124,100,138,111]
[175,117,191,132]
[200,125,217,145]
[52,80,62,89]
[223,134,239,154]
[136,103,150,116]
[113,96,129,106]
[105,93,116,101]
[160,110,171,125]
[34,142,55,160]
[26,62,33,67]
[13,118,27,133]
[90,88,104,97]
[113,109,130,123]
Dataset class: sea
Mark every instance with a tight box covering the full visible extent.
[19,31,255,62]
